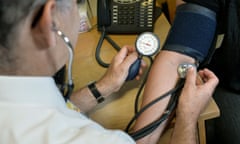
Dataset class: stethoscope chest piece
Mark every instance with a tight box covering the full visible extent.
[177,63,196,78]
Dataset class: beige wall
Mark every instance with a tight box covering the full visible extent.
[88,0,97,17]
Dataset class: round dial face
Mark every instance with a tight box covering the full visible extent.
[135,32,160,56]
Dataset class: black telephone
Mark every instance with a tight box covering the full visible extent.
[97,0,156,34]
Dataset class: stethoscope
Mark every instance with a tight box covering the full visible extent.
[53,28,197,140]
[95,32,197,140]
[53,28,74,101]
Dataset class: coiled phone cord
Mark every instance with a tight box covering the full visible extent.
[96,27,121,67]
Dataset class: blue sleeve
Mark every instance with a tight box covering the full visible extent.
[162,3,217,63]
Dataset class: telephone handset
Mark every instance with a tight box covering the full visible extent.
[97,0,156,34]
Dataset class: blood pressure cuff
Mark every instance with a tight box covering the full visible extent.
[162,3,217,63]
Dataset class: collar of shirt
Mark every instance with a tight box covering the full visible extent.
[0,76,66,108]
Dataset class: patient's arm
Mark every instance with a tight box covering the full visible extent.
[134,0,219,143]
[134,50,195,144]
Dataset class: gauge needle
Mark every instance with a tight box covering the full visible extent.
[145,43,151,46]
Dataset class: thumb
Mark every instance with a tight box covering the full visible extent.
[115,46,137,65]
[184,67,197,87]
[122,52,138,68]
[115,46,129,63]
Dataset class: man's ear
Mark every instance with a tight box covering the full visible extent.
[31,0,57,49]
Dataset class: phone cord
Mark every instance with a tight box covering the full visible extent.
[95,27,121,68]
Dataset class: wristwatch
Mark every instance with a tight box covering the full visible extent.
[88,81,105,103]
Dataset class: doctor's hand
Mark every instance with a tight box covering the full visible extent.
[96,45,147,97]
[170,68,218,144]
[176,68,219,123]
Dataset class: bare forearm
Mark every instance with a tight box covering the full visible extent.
[69,45,142,113]
[70,81,112,113]
[70,86,98,113]
[134,51,195,144]
[170,117,197,144]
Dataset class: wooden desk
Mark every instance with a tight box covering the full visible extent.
[73,14,219,144]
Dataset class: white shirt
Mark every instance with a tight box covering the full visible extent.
[0,76,135,144]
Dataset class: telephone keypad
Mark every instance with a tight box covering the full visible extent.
[112,2,153,28]
[100,0,156,34]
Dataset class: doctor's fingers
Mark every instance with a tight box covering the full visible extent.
[198,69,219,89]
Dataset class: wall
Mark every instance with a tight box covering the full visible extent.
[88,0,97,17]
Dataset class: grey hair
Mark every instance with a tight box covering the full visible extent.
[0,0,70,48]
